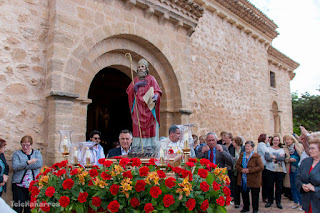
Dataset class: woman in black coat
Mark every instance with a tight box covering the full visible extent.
[0,138,9,197]
[296,136,320,212]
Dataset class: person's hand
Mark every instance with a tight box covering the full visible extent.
[289,158,297,163]
[300,126,309,137]
[216,144,223,153]
[202,145,210,153]
[302,184,310,192]
[2,174,8,183]
[152,94,158,103]
[28,158,38,165]
[305,183,315,192]
[134,80,147,92]
[242,168,249,174]
[0,183,5,187]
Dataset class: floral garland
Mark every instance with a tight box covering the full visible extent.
[30,157,231,213]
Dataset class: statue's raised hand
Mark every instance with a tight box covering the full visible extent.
[134,80,147,92]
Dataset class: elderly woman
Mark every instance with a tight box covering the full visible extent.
[256,133,269,203]
[12,135,43,213]
[283,134,304,209]
[232,136,244,209]
[0,138,9,197]
[264,136,287,209]
[236,141,264,213]
[296,136,320,212]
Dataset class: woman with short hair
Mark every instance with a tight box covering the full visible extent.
[0,138,9,197]
[236,141,264,213]
[12,135,43,213]
[296,136,320,212]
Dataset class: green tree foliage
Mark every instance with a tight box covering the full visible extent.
[292,91,320,134]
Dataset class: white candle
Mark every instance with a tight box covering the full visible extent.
[184,133,188,142]
[160,149,164,158]
[73,148,79,157]
[85,147,90,158]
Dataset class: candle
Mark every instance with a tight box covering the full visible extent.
[160,149,164,158]
[184,133,189,148]
[62,136,68,154]
[73,148,79,164]
[85,147,91,165]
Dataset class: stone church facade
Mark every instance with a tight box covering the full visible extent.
[0,0,299,170]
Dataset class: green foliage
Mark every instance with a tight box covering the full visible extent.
[292,91,320,134]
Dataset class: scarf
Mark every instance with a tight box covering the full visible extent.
[242,151,254,192]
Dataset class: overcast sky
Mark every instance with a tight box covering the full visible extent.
[248,0,320,95]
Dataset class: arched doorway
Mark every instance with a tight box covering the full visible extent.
[87,67,132,154]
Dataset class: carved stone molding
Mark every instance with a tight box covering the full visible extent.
[122,0,204,36]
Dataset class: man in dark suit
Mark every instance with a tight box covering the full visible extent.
[196,132,234,168]
[107,130,132,158]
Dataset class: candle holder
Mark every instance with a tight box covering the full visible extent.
[70,143,80,167]
[78,141,96,168]
[178,124,194,162]
[57,130,73,160]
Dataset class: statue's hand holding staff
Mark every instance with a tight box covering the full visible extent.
[134,80,147,92]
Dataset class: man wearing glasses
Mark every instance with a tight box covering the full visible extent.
[89,130,105,166]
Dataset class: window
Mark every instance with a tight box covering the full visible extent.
[270,71,276,88]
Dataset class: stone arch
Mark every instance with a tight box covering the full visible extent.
[66,33,183,138]
[271,101,281,135]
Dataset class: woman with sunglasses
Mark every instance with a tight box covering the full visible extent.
[12,135,43,213]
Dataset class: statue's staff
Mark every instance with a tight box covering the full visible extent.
[125,53,144,153]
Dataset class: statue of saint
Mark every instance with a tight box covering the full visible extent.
[126,59,162,156]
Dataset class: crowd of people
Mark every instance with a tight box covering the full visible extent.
[0,126,320,213]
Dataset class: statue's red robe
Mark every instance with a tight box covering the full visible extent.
[126,75,162,138]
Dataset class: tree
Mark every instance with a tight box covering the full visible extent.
[292,92,320,134]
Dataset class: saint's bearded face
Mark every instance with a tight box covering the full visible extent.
[137,64,147,79]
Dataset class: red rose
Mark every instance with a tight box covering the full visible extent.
[200,181,210,192]
[119,158,130,167]
[188,158,198,163]
[157,170,166,178]
[29,180,37,190]
[92,196,102,207]
[30,196,37,209]
[62,178,74,190]
[40,201,50,212]
[45,186,55,197]
[113,156,122,160]
[201,199,209,211]
[172,167,181,174]
[198,168,208,179]
[98,158,106,164]
[56,169,66,177]
[101,171,112,180]
[216,196,225,206]
[110,184,120,195]
[186,162,195,167]
[185,198,196,211]
[130,197,140,208]
[165,177,176,188]
[150,186,162,198]
[148,158,156,165]
[225,195,232,206]
[168,149,174,154]
[92,165,100,170]
[43,168,51,175]
[139,166,149,177]
[223,186,231,196]
[212,181,220,191]
[181,170,193,181]
[200,158,210,165]
[89,169,99,178]
[135,180,146,192]
[59,160,68,168]
[163,194,175,207]
[103,160,113,167]
[59,196,70,208]
[209,163,217,169]
[131,158,142,167]
[122,170,133,179]
[78,192,88,203]
[70,168,79,176]
[144,203,154,213]
[88,180,94,186]
[108,200,120,213]
[30,186,40,197]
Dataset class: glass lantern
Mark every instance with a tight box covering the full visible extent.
[78,142,96,168]
[70,143,80,166]
[178,124,194,149]
[57,130,73,158]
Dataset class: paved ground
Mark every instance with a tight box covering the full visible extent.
[226,195,303,213]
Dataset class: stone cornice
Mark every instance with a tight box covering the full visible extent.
[194,0,279,45]
[268,46,300,80]
[122,0,204,36]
